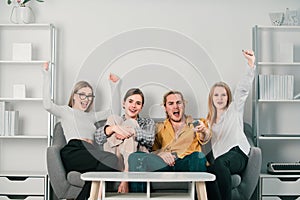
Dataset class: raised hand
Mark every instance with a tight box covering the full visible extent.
[242,49,255,68]
[109,73,120,83]
[43,62,49,71]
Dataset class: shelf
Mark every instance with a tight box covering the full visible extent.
[259,136,300,140]
[0,135,48,139]
[104,192,192,200]
[0,98,43,102]
[257,62,300,66]
[0,24,53,29]
[256,25,300,30]
[258,99,300,103]
[254,24,300,198]
[0,21,55,200]
[0,60,48,64]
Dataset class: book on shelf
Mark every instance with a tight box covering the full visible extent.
[258,74,294,100]
[4,110,19,136]
[0,101,19,136]
[10,111,19,136]
[0,101,7,136]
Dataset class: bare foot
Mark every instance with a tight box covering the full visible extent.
[117,181,129,193]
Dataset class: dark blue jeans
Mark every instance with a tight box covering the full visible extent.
[206,146,249,200]
[128,151,207,192]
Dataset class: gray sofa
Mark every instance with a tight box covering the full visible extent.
[47,121,261,200]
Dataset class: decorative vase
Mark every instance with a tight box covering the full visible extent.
[10,6,35,24]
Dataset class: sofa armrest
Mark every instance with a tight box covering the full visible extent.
[238,146,262,199]
[47,145,71,198]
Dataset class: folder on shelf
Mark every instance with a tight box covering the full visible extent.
[3,110,19,136]
[258,74,294,100]
[0,102,7,136]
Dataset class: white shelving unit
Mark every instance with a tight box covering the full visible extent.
[0,24,56,200]
[253,25,300,199]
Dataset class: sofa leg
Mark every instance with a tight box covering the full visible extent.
[196,182,207,200]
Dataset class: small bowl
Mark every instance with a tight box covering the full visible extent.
[269,12,284,26]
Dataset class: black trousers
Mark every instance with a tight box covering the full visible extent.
[60,139,119,200]
[206,146,248,200]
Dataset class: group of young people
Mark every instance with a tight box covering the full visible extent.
[42,49,255,200]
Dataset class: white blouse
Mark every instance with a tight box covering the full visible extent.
[211,65,255,159]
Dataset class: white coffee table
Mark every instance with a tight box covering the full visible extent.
[81,171,215,200]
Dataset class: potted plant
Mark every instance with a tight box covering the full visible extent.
[7,0,44,7]
[8,0,44,24]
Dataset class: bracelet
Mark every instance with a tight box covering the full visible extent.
[104,125,113,137]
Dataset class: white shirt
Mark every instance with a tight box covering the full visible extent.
[211,65,255,159]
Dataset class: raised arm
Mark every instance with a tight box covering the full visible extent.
[233,50,256,113]
[42,62,64,117]
[95,73,121,121]
[94,73,122,144]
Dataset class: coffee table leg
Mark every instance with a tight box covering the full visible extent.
[89,181,100,200]
[196,182,207,200]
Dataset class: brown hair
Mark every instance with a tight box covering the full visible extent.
[163,90,185,107]
[68,81,94,112]
[123,88,145,106]
[206,81,232,124]
[163,90,186,118]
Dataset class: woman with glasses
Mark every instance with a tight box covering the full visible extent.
[42,62,120,200]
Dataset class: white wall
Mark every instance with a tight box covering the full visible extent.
[1,0,299,124]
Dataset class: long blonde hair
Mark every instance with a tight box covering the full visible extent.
[68,81,94,112]
[206,82,232,125]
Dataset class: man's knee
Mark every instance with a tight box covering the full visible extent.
[190,151,206,161]
[189,152,207,171]
[128,152,147,171]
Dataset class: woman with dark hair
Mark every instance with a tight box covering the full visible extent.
[95,88,155,193]
[42,62,120,199]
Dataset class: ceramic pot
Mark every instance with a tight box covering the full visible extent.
[10,6,35,24]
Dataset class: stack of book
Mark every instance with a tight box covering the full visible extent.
[0,102,19,136]
[259,74,294,100]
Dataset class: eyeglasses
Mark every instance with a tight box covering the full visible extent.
[76,93,95,101]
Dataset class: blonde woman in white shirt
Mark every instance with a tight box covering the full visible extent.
[42,62,120,200]
[205,50,255,200]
